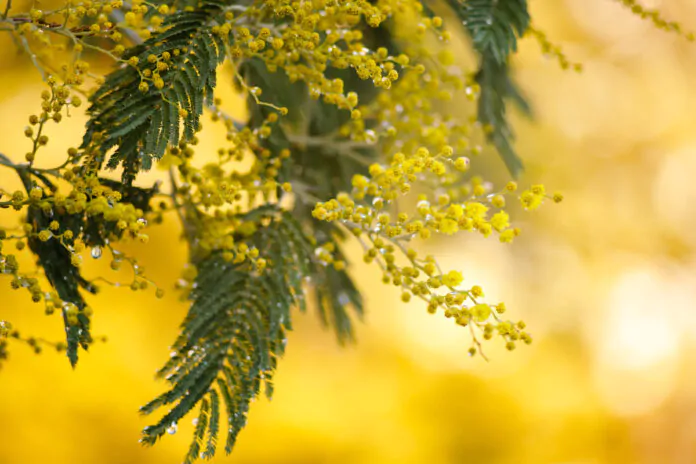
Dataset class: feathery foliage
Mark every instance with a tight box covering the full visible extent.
[82,0,227,184]
[140,211,313,460]
[459,0,530,65]
[26,202,96,367]
[451,0,531,176]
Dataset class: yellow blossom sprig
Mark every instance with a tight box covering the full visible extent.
[0,241,53,306]
[23,79,82,164]
[0,321,108,359]
[617,0,696,40]
[3,1,131,81]
[526,24,583,72]
[311,141,553,356]
[300,12,560,356]
[347,228,530,358]
[0,84,163,317]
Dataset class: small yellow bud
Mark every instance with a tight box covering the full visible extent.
[442,270,463,287]
[472,304,491,322]
[38,230,51,242]
[454,157,470,171]
[29,187,43,201]
[471,285,484,297]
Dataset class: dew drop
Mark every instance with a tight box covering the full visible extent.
[364,129,377,143]
[91,246,102,259]
[192,418,199,426]
[166,423,178,435]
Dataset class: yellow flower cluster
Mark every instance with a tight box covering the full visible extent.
[314,198,534,355]
[22,79,81,163]
[0,87,165,318]
[0,0,571,361]
[311,166,540,355]
[302,4,568,355]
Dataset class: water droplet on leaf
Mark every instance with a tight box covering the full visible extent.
[91,246,102,259]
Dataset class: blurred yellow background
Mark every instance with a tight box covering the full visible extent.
[3,1,696,463]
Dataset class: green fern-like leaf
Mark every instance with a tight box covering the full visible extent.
[82,0,228,184]
[14,169,96,367]
[448,0,531,176]
[140,212,315,461]
[27,205,96,367]
[241,58,369,342]
[25,178,157,366]
[475,57,530,176]
[460,0,529,64]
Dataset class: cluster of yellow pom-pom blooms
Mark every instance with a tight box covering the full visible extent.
[0,0,564,358]
[311,151,559,355]
[8,0,688,358]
